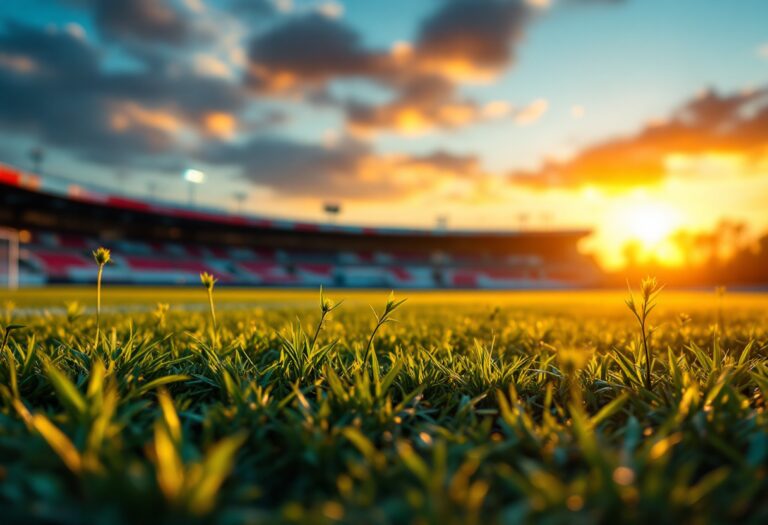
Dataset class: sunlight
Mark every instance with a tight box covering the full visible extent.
[624,201,680,246]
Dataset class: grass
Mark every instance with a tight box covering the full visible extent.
[0,285,766,524]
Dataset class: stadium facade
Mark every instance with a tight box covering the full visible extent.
[0,163,599,288]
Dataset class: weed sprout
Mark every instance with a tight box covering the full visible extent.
[625,276,663,390]
[363,291,406,367]
[311,286,342,350]
[154,303,170,328]
[200,272,218,346]
[92,247,111,346]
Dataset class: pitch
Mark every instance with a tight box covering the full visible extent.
[1,287,767,524]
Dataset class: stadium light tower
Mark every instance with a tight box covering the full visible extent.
[183,168,205,208]
[323,202,341,224]
[29,147,44,175]
[233,191,248,214]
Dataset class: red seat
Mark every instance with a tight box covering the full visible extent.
[209,246,230,259]
[389,267,412,281]
[239,262,297,284]
[58,234,90,249]
[297,263,333,277]
[125,256,220,274]
[452,271,479,287]
[185,245,204,257]
[32,251,91,278]
[483,269,529,279]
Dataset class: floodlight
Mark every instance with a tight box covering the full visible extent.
[183,168,206,184]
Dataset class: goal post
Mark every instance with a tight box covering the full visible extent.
[0,227,20,290]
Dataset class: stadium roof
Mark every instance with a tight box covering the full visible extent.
[0,163,590,240]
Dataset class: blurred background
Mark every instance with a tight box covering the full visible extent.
[1,0,767,288]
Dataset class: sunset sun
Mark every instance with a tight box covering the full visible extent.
[625,202,680,246]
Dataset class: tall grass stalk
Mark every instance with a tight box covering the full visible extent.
[200,272,218,346]
[625,276,663,390]
[363,291,406,366]
[715,285,726,336]
[310,286,342,350]
[92,247,111,346]
[1,323,24,355]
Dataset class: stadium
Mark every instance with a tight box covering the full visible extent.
[0,163,599,289]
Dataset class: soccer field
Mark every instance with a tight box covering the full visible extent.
[6,285,768,312]
[1,285,767,523]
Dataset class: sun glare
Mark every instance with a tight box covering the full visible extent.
[624,202,680,245]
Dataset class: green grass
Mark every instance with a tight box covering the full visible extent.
[1,287,767,524]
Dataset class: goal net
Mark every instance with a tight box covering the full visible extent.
[0,228,20,290]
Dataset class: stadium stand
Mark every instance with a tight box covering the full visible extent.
[0,163,600,288]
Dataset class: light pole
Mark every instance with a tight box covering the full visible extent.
[323,202,341,224]
[183,168,205,208]
[234,191,247,214]
[147,182,158,202]
[29,147,44,175]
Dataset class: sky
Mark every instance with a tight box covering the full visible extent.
[0,0,767,268]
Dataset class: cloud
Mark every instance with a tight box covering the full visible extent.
[413,0,529,82]
[247,1,532,88]
[0,21,247,168]
[526,0,625,10]
[247,13,383,92]
[340,87,542,138]
[226,0,277,20]
[274,0,294,13]
[316,1,344,19]
[96,0,189,44]
[509,87,768,188]
[64,0,255,75]
[570,104,585,119]
[246,1,534,134]
[0,51,38,73]
[192,53,236,78]
[0,0,627,197]
[203,136,484,199]
[513,98,548,125]
[343,75,482,136]
[64,0,194,45]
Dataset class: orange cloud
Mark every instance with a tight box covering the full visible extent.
[390,41,413,61]
[482,100,512,118]
[0,53,37,74]
[345,150,485,199]
[510,87,768,188]
[344,74,514,137]
[514,98,549,125]
[415,56,499,84]
[570,104,585,119]
[411,0,529,83]
[109,103,183,134]
[203,112,237,139]
[348,100,485,137]
[193,54,234,78]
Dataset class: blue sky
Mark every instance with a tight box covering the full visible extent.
[1,0,767,266]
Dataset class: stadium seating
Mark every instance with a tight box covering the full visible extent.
[14,229,597,288]
[28,250,93,279]
[1,163,599,289]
